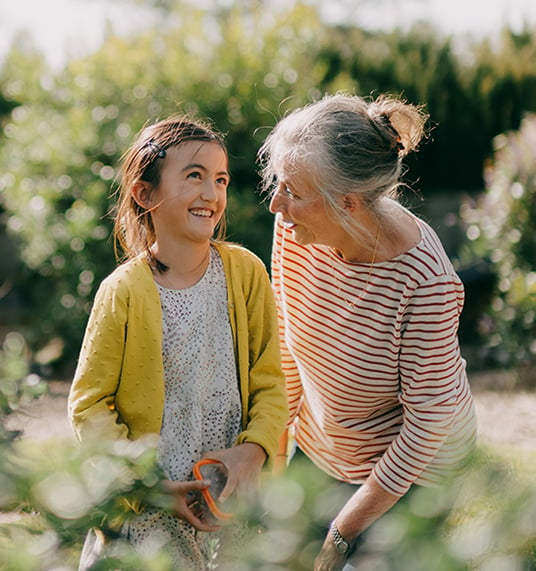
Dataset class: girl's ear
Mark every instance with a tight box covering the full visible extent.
[131,181,153,209]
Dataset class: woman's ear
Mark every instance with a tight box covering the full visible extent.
[131,181,153,209]
[342,194,357,212]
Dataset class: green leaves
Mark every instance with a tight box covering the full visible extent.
[1,2,536,371]
[460,115,536,374]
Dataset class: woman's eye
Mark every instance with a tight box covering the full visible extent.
[216,176,229,186]
[283,185,297,199]
[188,171,202,180]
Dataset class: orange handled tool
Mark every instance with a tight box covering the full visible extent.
[192,459,235,521]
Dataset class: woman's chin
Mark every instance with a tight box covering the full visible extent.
[293,230,314,246]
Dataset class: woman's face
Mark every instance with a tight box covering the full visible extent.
[269,165,339,247]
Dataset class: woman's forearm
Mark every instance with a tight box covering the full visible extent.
[334,475,401,543]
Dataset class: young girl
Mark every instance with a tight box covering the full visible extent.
[68,115,288,569]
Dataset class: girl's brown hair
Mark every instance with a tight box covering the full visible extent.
[113,115,228,263]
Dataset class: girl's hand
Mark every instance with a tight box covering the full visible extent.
[163,479,221,532]
[202,443,267,502]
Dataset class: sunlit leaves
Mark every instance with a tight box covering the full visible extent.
[460,114,536,373]
[2,1,536,370]
[0,2,330,367]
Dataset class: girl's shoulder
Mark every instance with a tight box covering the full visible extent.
[99,255,154,294]
[213,241,267,270]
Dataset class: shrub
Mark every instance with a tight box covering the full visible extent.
[0,2,325,372]
[459,113,536,380]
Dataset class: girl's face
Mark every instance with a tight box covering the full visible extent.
[148,141,229,246]
[269,165,339,247]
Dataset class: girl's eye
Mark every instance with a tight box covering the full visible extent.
[216,176,229,186]
[187,171,202,180]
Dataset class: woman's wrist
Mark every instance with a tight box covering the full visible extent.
[329,520,357,557]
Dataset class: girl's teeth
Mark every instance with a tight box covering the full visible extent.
[191,209,211,217]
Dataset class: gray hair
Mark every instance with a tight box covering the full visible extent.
[258,92,428,245]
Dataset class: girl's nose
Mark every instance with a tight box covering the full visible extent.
[201,181,218,201]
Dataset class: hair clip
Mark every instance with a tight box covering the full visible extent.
[146,140,166,159]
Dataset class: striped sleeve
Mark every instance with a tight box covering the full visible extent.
[372,274,467,495]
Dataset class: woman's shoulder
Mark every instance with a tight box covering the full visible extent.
[407,216,461,280]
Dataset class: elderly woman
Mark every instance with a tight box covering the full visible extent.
[258,93,477,571]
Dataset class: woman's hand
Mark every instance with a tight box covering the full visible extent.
[313,541,347,571]
[313,475,401,570]
[163,479,221,532]
[202,442,267,502]
[273,428,289,476]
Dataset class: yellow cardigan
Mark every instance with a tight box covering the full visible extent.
[68,242,288,463]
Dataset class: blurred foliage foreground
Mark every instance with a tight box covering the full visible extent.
[0,340,535,570]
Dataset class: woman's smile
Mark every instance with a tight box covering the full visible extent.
[281,218,297,229]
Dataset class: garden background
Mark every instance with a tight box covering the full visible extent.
[0,0,535,569]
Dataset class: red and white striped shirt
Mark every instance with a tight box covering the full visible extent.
[271,214,477,496]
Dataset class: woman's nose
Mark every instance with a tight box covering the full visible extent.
[269,190,285,214]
